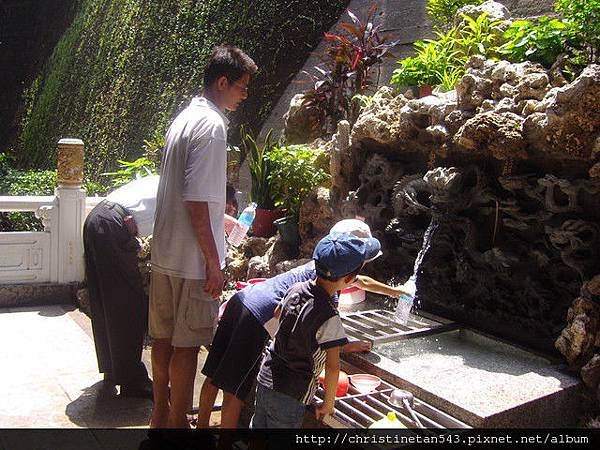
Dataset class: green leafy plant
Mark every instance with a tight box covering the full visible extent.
[0,153,14,177]
[426,0,483,29]
[0,156,108,231]
[555,0,600,64]
[266,144,330,218]
[0,169,53,231]
[457,13,503,58]
[391,13,501,90]
[142,129,165,172]
[498,0,600,77]
[241,127,277,210]
[390,32,459,87]
[84,179,110,196]
[498,18,571,67]
[102,157,157,187]
[389,55,427,87]
[101,129,161,187]
[437,66,464,91]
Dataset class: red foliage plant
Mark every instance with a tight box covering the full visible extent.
[302,3,400,134]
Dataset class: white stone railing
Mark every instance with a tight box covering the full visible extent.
[0,139,104,285]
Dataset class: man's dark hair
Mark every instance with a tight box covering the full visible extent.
[203,45,258,87]
[225,183,238,213]
[226,183,236,204]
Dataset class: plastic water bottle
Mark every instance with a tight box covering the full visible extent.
[227,202,257,247]
[394,294,414,325]
[394,276,416,325]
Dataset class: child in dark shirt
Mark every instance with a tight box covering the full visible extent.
[251,232,381,428]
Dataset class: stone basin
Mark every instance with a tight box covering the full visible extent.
[340,301,583,428]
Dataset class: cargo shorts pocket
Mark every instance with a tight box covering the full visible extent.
[184,282,218,331]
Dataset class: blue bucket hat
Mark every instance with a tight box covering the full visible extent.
[313,232,381,280]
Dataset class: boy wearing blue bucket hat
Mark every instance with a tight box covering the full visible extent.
[250,232,381,428]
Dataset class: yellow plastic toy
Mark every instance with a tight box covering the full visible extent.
[369,411,407,428]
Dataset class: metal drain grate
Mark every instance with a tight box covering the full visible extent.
[314,377,469,429]
[341,309,456,345]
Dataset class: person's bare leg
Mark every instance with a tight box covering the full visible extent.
[220,392,243,428]
[150,339,173,428]
[197,377,219,428]
[167,346,200,428]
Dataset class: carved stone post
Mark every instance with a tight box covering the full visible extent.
[55,138,86,283]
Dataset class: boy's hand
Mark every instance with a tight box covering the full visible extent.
[343,340,372,353]
[315,401,335,421]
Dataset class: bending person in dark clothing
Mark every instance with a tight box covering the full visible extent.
[83,175,159,399]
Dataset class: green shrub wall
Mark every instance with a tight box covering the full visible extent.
[16,0,347,176]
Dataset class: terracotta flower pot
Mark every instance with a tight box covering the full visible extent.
[251,208,285,237]
[419,84,433,97]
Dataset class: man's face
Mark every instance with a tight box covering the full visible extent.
[222,72,250,111]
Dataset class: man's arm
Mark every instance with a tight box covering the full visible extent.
[315,346,340,421]
[186,201,223,299]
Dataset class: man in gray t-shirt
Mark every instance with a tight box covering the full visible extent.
[149,45,257,429]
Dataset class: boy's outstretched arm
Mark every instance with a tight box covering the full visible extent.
[316,346,341,421]
[342,339,372,353]
[342,276,410,353]
[353,275,410,298]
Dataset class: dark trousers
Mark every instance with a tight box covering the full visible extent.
[83,201,148,385]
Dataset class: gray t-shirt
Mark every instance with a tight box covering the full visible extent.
[151,97,229,279]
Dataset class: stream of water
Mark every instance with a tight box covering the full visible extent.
[394,217,440,324]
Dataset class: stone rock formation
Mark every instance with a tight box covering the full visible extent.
[298,186,335,257]
[454,111,527,160]
[555,274,600,402]
[288,59,600,355]
[456,0,510,24]
[283,94,323,144]
[524,65,600,160]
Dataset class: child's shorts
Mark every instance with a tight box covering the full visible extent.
[250,383,305,428]
[201,293,269,400]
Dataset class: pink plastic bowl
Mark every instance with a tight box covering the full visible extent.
[339,286,366,305]
[350,374,381,394]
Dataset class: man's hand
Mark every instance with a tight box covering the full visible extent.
[123,215,138,236]
[315,401,335,421]
[342,340,372,353]
[204,259,223,299]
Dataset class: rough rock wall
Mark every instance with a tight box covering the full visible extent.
[303,60,600,354]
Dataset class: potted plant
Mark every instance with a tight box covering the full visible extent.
[267,144,330,253]
[240,128,284,238]
[391,37,457,97]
